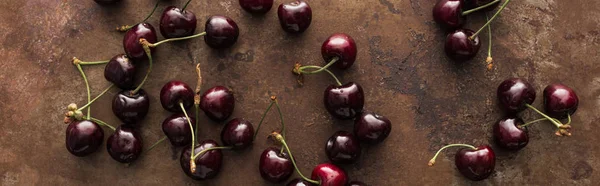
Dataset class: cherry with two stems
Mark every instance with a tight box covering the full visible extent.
[428,144,496,181]
[258,96,293,183]
[432,0,501,29]
[278,0,312,34]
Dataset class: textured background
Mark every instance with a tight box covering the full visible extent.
[1,0,599,185]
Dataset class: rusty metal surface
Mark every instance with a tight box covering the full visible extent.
[1,0,599,185]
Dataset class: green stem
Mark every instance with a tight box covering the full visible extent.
[486,14,492,58]
[253,101,275,140]
[278,135,320,185]
[144,136,167,154]
[149,32,207,47]
[470,0,511,39]
[428,144,477,166]
[519,118,548,128]
[274,100,286,138]
[194,104,200,144]
[298,57,339,74]
[77,84,115,112]
[461,0,501,16]
[132,45,153,95]
[192,146,233,160]
[79,60,109,65]
[142,0,160,23]
[299,66,342,86]
[525,104,563,128]
[88,117,116,131]
[180,102,196,164]
[182,0,192,11]
[75,64,91,118]
[565,114,572,125]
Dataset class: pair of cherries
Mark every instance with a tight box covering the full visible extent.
[240,0,313,34]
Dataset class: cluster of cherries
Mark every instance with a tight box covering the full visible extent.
[428,78,579,181]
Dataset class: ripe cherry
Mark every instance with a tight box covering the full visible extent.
[239,0,274,14]
[160,80,195,113]
[432,0,466,29]
[104,54,135,89]
[464,0,500,11]
[199,86,235,122]
[65,120,104,157]
[180,140,224,180]
[162,114,196,147]
[221,118,254,149]
[445,29,480,61]
[159,6,197,38]
[497,78,536,113]
[311,163,349,186]
[543,84,579,119]
[325,131,362,164]
[493,117,528,150]
[204,16,239,49]
[112,89,150,125]
[277,1,312,33]
[106,125,143,163]
[354,112,392,144]
[324,82,364,120]
[321,33,357,69]
[259,147,293,183]
[429,144,496,181]
[123,23,157,62]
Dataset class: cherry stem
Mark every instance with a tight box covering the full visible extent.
[191,146,233,160]
[485,14,493,70]
[461,0,501,16]
[299,66,342,86]
[75,64,91,118]
[274,98,286,140]
[253,100,275,140]
[131,41,154,95]
[88,117,116,131]
[116,0,160,31]
[428,144,477,166]
[144,136,167,154]
[180,102,196,169]
[298,57,339,74]
[519,118,548,128]
[146,32,207,48]
[272,133,320,185]
[72,57,109,66]
[194,64,202,144]
[77,84,115,112]
[470,0,511,40]
[182,0,193,11]
[524,104,563,128]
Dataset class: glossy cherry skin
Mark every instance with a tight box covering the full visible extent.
[348,181,367,186]
[493,117,528,150]
[464,0,500,11]
[239,0,274,14]
[325,131,362,164]
[123,23,157,62]
[321,33,357,69]
[324,82,364,120]
[277,1,312,34]
[199,86,235,122]
[160,80,194,113]
[204,16,239,49]
[259,147,293,183]
[162,114,196,147]
[286,178,312,186]
[104,54,135,89]
[433,0,465,29]
[180,140,223,180]
[311,163,348,186]
[445,29,481,61]
[543,84,579,119]
[497,78,536,113]
[159,6,197,39]
[112,89,150,125]
[354,112,391,144]
[220,118,254,149]
[455,145,496,181]
[94,0,121,5]
[65,120,104,157]
[106,125,143,163]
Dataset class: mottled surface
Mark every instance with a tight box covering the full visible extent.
[1,0,599,185]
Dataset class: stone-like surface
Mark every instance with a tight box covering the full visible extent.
[0,0,599,185]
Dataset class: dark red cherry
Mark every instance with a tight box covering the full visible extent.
[159,6,197,39]
[65,120,104,157]
[464,0,500,11]
[277,1,312,33]
[324,82,364,120]
[199,86,235,122]
[123,23,157,62]
[239,0,274,14]
[220,118,254,149]
[543,84,579,119]
[94,0,121,5]
[180,140,223,180]
[259,147,293,183]
[432,0,465,29]
[497,78,536,113]
[445,29,480,61]
[321,33,357,69]
[311,163,348,186]
[325,131,361,164]
[286,178,313,186]
[160,80,194,113]
[204,16,239,49]
[162,114,196,147]
[493,117,528,150]
[104,54,135,89]
[354,112,391,144]
[112,89,150,125]
[106,125,143,163]
[348,181,367,186]
[455,145,495,181]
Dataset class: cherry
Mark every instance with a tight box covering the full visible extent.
[123,23,157,62]
[464,0,500,11]
[445,29,481,61]
[259,147,293,183]
[160,80,195,113]
[180,140,224,180]
[354,112,392,144]
[277,1,312,34]
[65,120,104,157]
[162,114,196,147]
[429,144,495,181]
[286,178,313,186]
[239,0,274,14]
[324,82,364,120]
[104,54,135,89]
[94,0,121,5]
[311,163,349,186]
[543,84,579,119]
[493,117,528,150]
[106,125,143,163]
[199,86,235,122]
[497,78,536,113]
[348,181,367,186]
[432,0,466,29]
[204,16,239,49]
[221,118,254,149]
[159,6,197,39]
[321,33,357,70]
[325,131,362,164]
[112,89,150,125]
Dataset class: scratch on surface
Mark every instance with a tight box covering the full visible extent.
[379,0,401,14]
